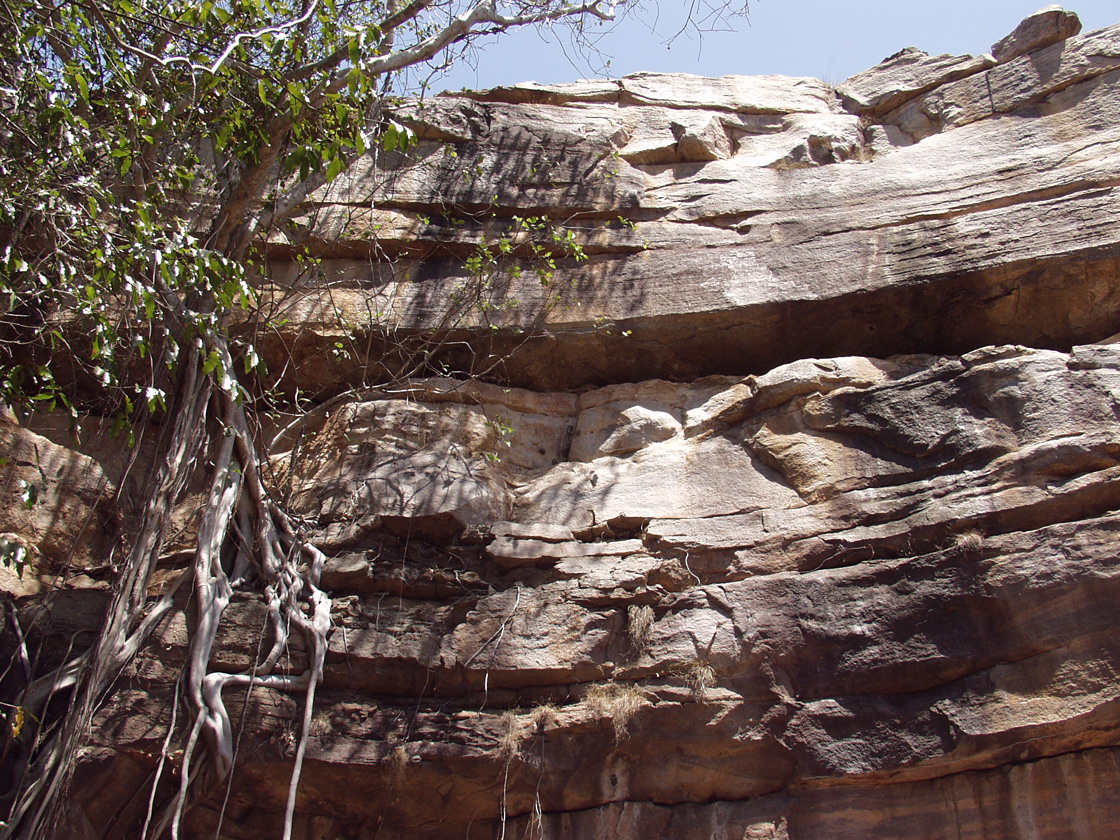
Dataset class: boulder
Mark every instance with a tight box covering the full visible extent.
[0,425,115,585]
[991,5,1082,63]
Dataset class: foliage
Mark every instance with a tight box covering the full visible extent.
[1,0,382,425]
[0,0,635,427]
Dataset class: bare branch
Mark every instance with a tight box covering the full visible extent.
[351,0,621,79]
[289,0,436,81]
[83,0,323,77]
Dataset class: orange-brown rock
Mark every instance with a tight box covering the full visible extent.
[7,6,1120,840]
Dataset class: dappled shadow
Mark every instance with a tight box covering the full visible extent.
[284,397,513,543]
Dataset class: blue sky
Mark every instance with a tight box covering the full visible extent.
[430,2,1118,93]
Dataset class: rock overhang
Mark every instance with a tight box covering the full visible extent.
[258,9,1120,397]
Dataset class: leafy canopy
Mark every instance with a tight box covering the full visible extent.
[0,0,633,428]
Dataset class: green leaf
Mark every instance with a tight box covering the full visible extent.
[73,71,89,103]
[0,537,29,578]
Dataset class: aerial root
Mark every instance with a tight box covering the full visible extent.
[163,336,333,840]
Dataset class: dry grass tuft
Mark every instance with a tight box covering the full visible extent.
[955,529,984,553]
[627,604,655,652]
[682,660,717,696]
[307,710,333,738]
[529,703,558,731]
[497,711,531,760]
[387,743,409,782]
[669,659,717,697]
[585,682,646,744]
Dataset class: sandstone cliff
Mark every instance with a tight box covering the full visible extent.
[5,6,1120,839]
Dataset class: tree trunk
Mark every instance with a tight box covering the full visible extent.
[4,331,332,840]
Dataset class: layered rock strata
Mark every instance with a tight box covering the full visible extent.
[6,6,1120,839]
[262,4,1120,394]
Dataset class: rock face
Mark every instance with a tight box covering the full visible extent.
[262,3,1120,395]
[7,6,1120,840]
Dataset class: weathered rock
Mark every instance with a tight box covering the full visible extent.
[486,536,644,570]
[991,4,1082,63]
[570,398,681,461]
[282,398,515,538]
[618,71,838,113]
[257,16,1120,395]
[54,333,1120,837]
[838,46,996,116]
[490,520,573,542]
[672,115,734,161]
[0,425,115,584]
[14,8,1120,840]
[883,19,1117,141]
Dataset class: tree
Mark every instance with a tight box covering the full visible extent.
[0,1,749,838]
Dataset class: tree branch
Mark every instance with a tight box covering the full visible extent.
[346,0,621,83]
[82,0,323,77]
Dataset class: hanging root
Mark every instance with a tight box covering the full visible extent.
[1,326,332,840]
[160,333,333,840]
[1,348,212,840]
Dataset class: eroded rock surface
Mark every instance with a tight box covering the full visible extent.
[260,6,1120,395]
[6,6,1120,840]
[78,338,1120,840]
